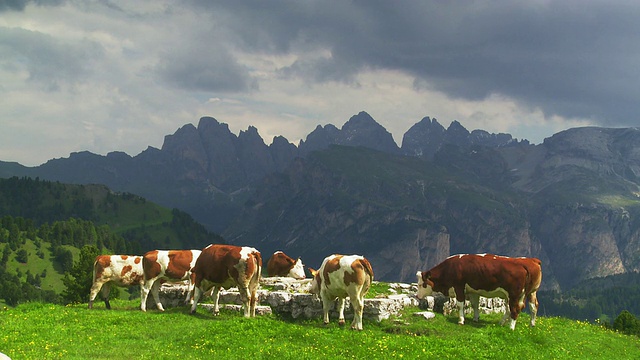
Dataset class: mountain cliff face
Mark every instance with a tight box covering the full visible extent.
[2,113,640,290]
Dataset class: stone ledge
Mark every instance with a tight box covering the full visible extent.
[149,280,506,322]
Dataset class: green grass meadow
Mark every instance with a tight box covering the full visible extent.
[1,300,638,359]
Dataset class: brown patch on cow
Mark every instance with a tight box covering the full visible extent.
[245,251,262,279]
[93,255,111,280]
[134,257,141,264]
[267,251,296,277]
[193,245,242,285]
[322,255,343,286]
[121,265,133,277]
[143,250,161,279]
[344,258,374,286]
[132,273,144,283]
[120,255,129,260]
[164,250,193,279]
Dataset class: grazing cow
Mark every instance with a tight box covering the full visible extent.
[463,256,543,327]
[89,255,144,309]
[510,256,542,326]
[141,249,201,312]
[416,253,534,330]
[309,254,374,330]
[266,251,306,279]
[190,244,262,317]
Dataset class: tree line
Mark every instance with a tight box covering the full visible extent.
[0,215,138,306]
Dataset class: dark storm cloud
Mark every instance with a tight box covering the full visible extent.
[155,45,256,93]
[0,27,103,90]
[191,0,640,127]
[0,0,64,11]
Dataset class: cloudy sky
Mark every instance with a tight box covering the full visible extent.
[1,0,639,166]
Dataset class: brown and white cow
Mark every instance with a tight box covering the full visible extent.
[141,249,201,312]
[309,254,374,331]
[190,244,262,318]
[89,255,144,309]
[416,253,536,330]
[266,251,306,279]
[463,256,543,327]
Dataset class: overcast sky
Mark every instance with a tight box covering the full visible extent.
[1,0,639,166]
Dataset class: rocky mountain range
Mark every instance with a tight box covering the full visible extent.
[2,111,640,290]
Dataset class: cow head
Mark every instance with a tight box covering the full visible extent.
[288,258,306,279]
[308,267,320,295]
[416,271,434,299]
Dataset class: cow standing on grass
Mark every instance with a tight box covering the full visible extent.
[266,251,306,279]
[462,255,543,327]
[89,255,144,309]
[309,254,374,331]
[416,253,537,330]
[190,244,262,318]
[141,249,201,312]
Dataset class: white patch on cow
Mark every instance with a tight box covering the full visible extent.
[415,271,431,299]
[273,251,284,255]
[465,284,509,300]
[288,258,306,279]
[240,246,259,260]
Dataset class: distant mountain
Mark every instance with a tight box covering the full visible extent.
[2,112,640,290]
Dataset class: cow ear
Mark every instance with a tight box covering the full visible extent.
[308,267,317,277]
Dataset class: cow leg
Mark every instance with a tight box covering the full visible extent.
[320,294,333,325]
[456,300,466,325]
[140,279,153,312]
[88,282,103,309]
[249,287,257,318]
[101,283,112,310]
[250,271,261,318]
[150,280,165,312]
[237,285,251,318]
[336,298,346,326]
[499,307,511,326]
[190,286,202,314]
[468,293,481,322]
[505,293,524,330]
[350,295,365,331]
[185,272,196,306]
[211,286,221,315]
[528,292,539,327]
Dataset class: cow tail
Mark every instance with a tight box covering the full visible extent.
[252,251,263,284]
[361,257,374,282]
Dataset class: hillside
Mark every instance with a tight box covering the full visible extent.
[0,177,223,304]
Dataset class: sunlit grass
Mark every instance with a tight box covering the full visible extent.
[1,300,638,359]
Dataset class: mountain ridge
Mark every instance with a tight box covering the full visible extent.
[2,112,640,289]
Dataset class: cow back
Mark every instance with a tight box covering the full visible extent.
[93,254,144,287]
[194,244,262,286]
[429,254,527,294]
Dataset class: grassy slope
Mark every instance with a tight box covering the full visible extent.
[1,240,78,293]
[1,300,638,359]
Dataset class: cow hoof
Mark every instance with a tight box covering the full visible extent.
[323,321,329,326]
[338,319,345,326]
[213,311,220,316]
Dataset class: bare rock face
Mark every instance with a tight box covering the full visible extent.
[299,111,399,155]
